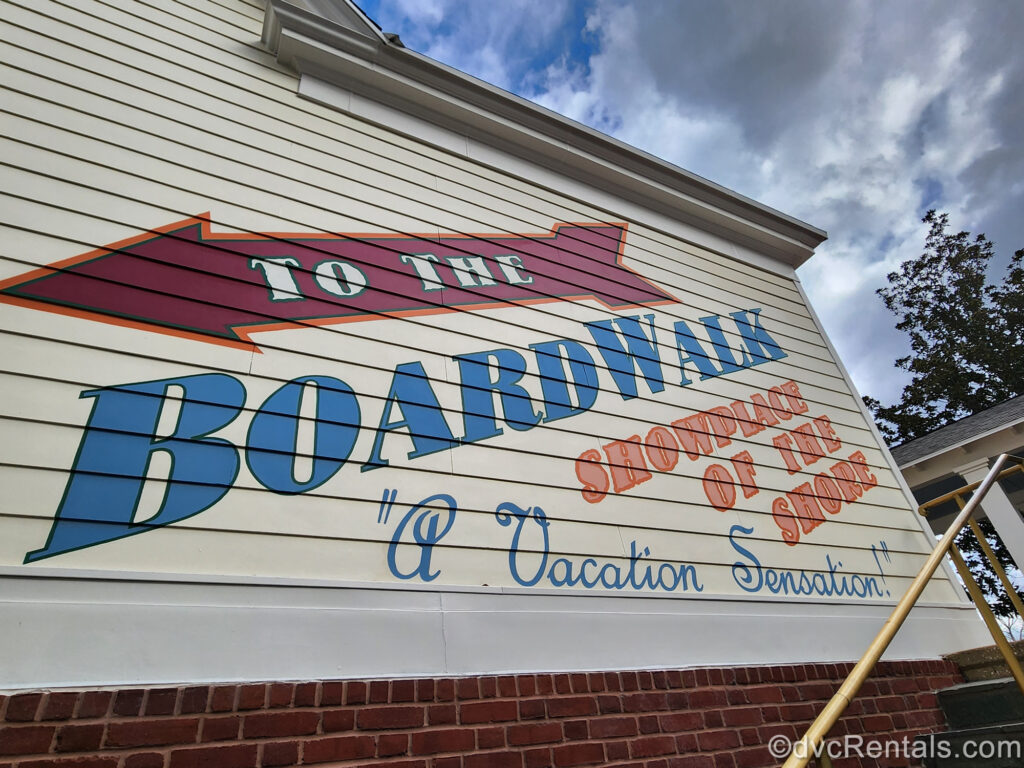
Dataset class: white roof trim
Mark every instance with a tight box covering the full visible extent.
[897,417,1024,470]
[262,0,827,269]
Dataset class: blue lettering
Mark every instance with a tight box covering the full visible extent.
[730,308,787,363]
[247,376,360,494]
[455,348,542,441]
[362,362,457,471]
[26,374,245,562]
[585,314,664,399]
[529,340,598,422]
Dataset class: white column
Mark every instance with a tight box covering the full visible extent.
[958,459,1024,570]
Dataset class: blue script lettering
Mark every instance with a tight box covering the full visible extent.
[495,502,703,592]
[729,525,883,598]
[386,493,457,581]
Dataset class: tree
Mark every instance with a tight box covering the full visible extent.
[864,210,1024,444]
[866,211,1024,623]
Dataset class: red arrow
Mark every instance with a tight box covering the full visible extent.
[0,215,675,350]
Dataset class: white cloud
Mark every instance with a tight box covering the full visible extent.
[372,0,1024,408]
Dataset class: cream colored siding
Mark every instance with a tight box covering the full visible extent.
[0,0,959,607]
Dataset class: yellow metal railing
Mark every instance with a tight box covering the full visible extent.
[782,453,1024,768]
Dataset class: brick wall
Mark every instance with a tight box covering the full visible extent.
[0,660,962,768]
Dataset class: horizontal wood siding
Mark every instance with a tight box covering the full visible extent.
[0,0,959,606]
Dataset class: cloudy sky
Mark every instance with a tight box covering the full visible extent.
[357,0,1024,407]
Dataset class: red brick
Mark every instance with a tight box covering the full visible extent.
[723,708,763,727]
[113,690,146,717]
[322,708,355,733]
[123,753,166,768]
[304,735,374,763]
[179,687,209,715]
[237,685,266,711]
[779,704,816,722]
[293,683,318,708]
[733,747,772,768]
[410,728,475,755]
[480,678,499,698]
[201,715,240,742]
[210,686,236,713]
[320,682,343,706]
[54,723,104,752]
[507,722,563,746]
[746,686,783,704]
[169,743,258,768]
[552,742,604,767]
[498,677,518,698]
[520,700,546,720]
[461,701,517,725]
[478,725,505,749]
[262,740,299,767]
[668,757,714,768]
[597,695,623,714]
[5,694,42,722]
[622,693,669,713]
[591,717,638,739]
[42,693,79,721]
[457,679,480,700]
[428,705,457,726]
[703,710,724,728]
[243,711,319,739]
[713,752,735,768]
[535,677,555,696]
[357,706,424,730]
[658,712,702,732]
[686,689,727,708]
[861,714,893,732]
[435,757,463,768]
[629,735,675,758]
[393,680,416,703]
[525,746,553,768]
[143,689,180,717]
[674,733,697,752]
[640,714,659,735]
[697,729,740,751]
[76,692,112,720]
[435,679,456,702]
[546,697,597,718]
[553,676,572,695]
[369,681,390,704]
[563,720,588,741]
[268,684,293,708]
[605,740,630,761]
[0,724,55,755]
[339,681,361,706]
[106,718,199,748]
[465,751,524,768]
[416,679,436,702]
[378,732,411,757]
[19,758,119,768]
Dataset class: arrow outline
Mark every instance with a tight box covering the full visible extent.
[0,214,676,351]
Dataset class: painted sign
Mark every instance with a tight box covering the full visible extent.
[0,215,934,602]
[0,216,670,347]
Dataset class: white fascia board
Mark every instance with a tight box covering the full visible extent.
[262,0,827,269]
[896,418,1024,472]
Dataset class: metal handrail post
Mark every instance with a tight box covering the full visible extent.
[782,453,1021,768]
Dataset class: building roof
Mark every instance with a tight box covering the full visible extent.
[890,395,1024,468]
[262,0,827,269]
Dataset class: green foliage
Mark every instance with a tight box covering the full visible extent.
[866,211,1024,619]
[865,210,1024,444]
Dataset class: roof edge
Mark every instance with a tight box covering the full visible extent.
[263,0,827,268]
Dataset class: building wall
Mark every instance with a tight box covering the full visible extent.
[0,661,962,768]
[0,0,985,688]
